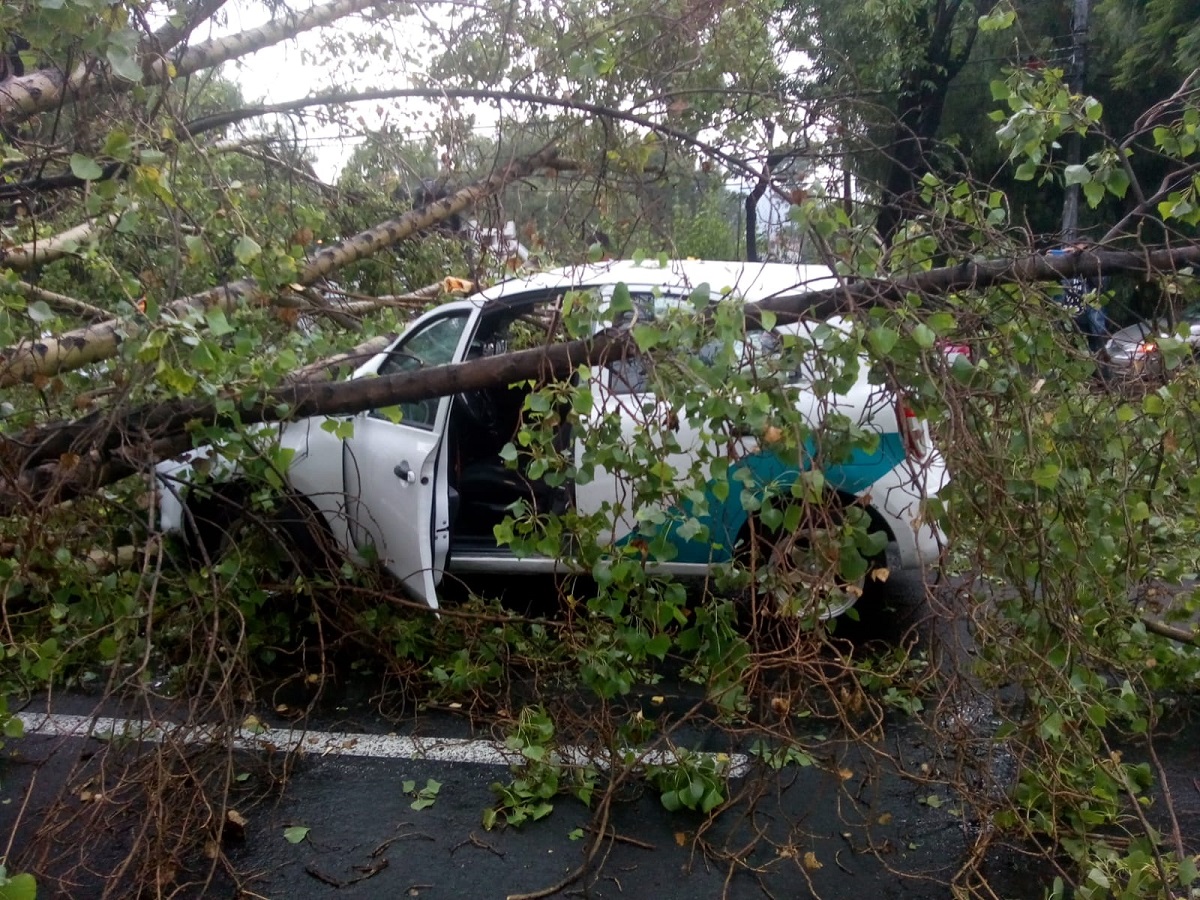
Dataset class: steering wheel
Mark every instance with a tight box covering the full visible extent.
[455,347,500,436]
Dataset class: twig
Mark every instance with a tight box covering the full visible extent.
[584,825,655,851]
[304,865,344,887]
[506,792,615,900]
[1140,616,1200,647]
[450,831,505,858]
[1146,732,1187,868]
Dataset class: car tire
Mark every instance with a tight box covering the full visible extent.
[182,483,334,578]
[739,498,887,622]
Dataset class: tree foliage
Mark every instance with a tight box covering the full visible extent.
[2,0,1200,897]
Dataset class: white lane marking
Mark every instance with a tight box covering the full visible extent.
[17,712,750,777]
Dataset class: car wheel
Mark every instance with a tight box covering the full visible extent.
[183,484,333,579]
[742,501,885,622]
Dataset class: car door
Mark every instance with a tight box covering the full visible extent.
[574,289,709,551]
[342,309,477,608]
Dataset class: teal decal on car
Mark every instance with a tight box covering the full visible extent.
[620,433,908,565]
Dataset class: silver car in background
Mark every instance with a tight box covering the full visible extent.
[1101,304,1200,375]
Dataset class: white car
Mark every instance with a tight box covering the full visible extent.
[157,260,947,619]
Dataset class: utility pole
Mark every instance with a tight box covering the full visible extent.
[1061,0,1090,241]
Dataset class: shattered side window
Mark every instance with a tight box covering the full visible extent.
[376,312,471,429]
[607,292,663,394]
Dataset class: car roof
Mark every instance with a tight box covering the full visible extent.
[470,260,840,309]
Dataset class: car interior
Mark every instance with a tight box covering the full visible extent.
[445,299,575,548]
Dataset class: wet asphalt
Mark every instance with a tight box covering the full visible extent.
[2,570,1198,899]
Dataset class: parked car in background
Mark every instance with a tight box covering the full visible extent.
[156,260,948,621]
[1101,303,1200,375]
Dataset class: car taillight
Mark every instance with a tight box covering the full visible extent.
[938,341,972,362]
[1136,340,1158,355]
[897,398,927,459]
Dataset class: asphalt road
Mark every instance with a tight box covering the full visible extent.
[1,570,1197,899]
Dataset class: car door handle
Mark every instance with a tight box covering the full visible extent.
[394,462,416,483]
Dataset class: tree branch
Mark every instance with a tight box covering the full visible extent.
[12,282,110,321]
[0,144,560,387]
[0,214,122,271]
[0,0,383,124]
[7,241,1200,511]
[208,141,341,197]
[179,86,778,193]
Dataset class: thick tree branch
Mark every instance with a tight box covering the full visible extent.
[0,328,635,513]
[0,144,561,387]
[0,0,383,124]
[13,282,110,321]
[6,241,1200,512]
[0,214,121,272]
[752,244,1200,325]
[1141,616,1200,647]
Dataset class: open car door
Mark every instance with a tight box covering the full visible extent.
[342,309,477,608]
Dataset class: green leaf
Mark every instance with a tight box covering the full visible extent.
[1013,160,1037,181]
[1082,180,1106,208]
[27,301,56,324]
[102,129,133,161]
[233,235,262,265]
[283,826,310,844]
[205,307,235,337]
[1063,164,1091,186]
[868,326,899,355]
[1104,167,1131,198]
[609,283,634,317]
[1179,855,1198,887]
[911,324,936,349]
[1032,462,1060,489]
[70,154,104,181]
[977,7,1015,31]
[927,312,956,334]
[0,873,37,900]
[106,46,143,82]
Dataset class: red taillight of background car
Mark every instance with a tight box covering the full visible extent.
[897,398,927,459]
[938,341,973,362]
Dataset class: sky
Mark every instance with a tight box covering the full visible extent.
[212,0,796,236]
[212,0,467,181]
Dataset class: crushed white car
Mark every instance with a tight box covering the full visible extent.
[157,260,947,619]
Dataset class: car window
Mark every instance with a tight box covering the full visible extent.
[696,331,783,371]
[607,292,665,394]
[375,312,471,428]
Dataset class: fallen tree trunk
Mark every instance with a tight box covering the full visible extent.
[0,328,635,514]
[750,244,1200,326]
[0,144,562,387]
[4,240,1200,513]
